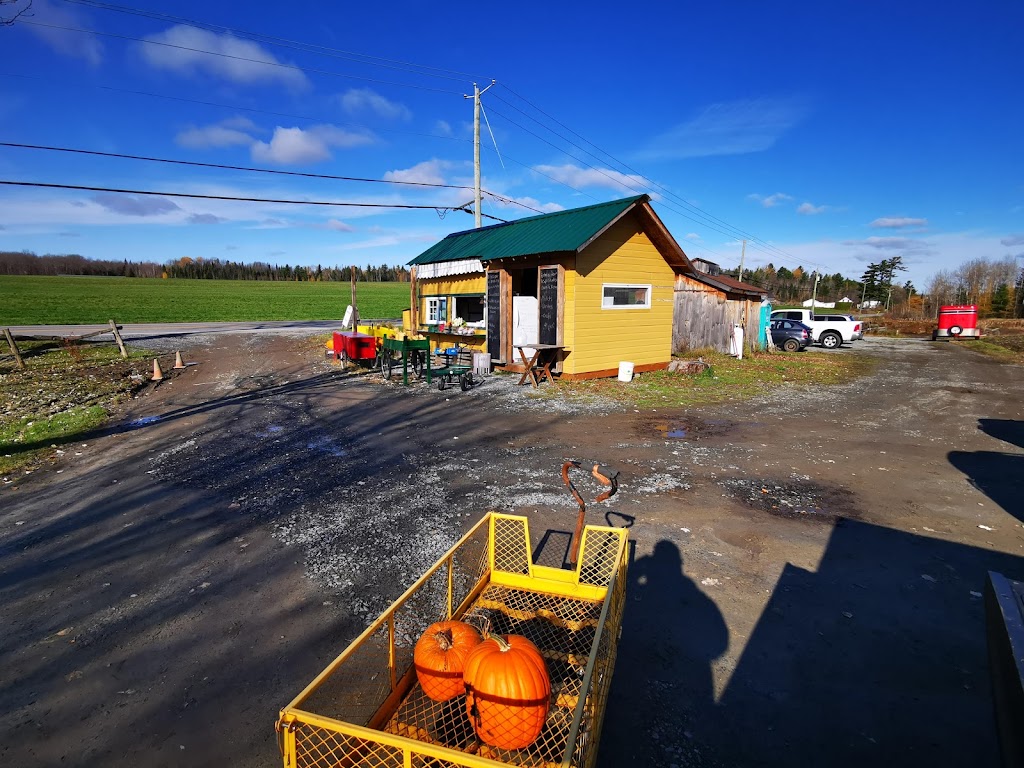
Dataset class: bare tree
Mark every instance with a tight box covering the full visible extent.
[1,0,32,25]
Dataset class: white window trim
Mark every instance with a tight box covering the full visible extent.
[601,283,652,310]
[425,297,442,324]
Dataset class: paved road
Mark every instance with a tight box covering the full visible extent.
[6,320,364,339]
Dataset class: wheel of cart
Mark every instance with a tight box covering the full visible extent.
[434,365,475,391]
[379,337,430,385]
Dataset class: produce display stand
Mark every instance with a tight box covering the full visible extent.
[379,337,431,385]
[276,512,629,768]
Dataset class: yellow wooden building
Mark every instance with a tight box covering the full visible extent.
[407,195,692,379]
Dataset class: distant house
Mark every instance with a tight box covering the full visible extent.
[803,299,836,309]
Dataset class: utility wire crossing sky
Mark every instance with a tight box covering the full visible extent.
[1,0,1022,288]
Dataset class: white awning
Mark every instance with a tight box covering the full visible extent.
[415,259,484,279]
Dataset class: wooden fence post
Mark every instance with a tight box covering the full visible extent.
[109,319,128,358]
[3,328,26,370]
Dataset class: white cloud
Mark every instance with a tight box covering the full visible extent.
[434,120,453,137]
[532,164,651,195]
[339,88,411,121]
[25,0,103,66]
[92,193,180,217]
[251,125,374,165]
[383,159,451,186]
[748,192,792,208]
[797,202,827,215]
[685,233,702,241]
[841,236,926,250]
[140,25,308,89]
[637,96,807,161]
[176,117,257,149]
[187,213,227,224]
[325,218,354,232]
[870,216,928,228]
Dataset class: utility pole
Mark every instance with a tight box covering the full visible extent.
[811,271,821,315]
[738,239,746,282]
[465,80,496,228]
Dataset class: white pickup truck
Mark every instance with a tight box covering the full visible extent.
[770,309,862,349]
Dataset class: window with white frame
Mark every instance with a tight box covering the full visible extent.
[602,284,651,309]
[425,297,447,324]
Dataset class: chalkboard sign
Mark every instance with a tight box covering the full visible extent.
[486,271,501,360]
[539,266,559,346]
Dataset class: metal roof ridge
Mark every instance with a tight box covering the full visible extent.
[441,194,649,240]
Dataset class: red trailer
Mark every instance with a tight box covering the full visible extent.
[933,305,981,341]
[332,331,378,362]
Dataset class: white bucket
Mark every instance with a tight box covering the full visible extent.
[473,352,491,376]
[617,361,634,382]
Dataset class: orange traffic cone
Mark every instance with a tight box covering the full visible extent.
[173,351,185,369]
[151,358,164,382]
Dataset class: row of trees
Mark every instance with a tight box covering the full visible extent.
[0,251,412,282]
[925,257,1022,318]
[737,264,863,304]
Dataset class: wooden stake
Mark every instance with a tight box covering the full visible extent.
[109,319,128,358]
[3,327,26,370]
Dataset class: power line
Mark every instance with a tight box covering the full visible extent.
[0,180,477,211]
[19,19,464,95]
[0,141,545,214]
[60,0,489,83]
[0,141,476,190]
[493,84,821,269]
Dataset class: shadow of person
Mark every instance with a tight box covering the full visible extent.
[598,539,728,766]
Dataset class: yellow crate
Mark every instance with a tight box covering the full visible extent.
[277,513,629,768]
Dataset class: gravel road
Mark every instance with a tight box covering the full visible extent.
[1,335,1021,767]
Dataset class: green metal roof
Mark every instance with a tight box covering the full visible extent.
[408,195,649,266]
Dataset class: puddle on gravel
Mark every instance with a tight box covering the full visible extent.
[643,417,738,440]
[719,477,857,521]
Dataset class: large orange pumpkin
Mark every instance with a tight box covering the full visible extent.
[414,621,482,702]
[463,633,551,750]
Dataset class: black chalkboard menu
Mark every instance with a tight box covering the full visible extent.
[539,266,559,346]
[486,271,501,359]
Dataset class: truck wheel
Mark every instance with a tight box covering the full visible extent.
[783,338,801,352]
[820,331,842,349]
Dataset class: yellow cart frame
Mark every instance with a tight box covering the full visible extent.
[277,512,629,768]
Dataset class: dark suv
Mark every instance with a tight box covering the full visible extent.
[770,319,812,352]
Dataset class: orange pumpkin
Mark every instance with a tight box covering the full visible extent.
[463,633,551,750]
[414,621,482,702]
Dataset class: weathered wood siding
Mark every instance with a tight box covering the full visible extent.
[567,216,675,375]
[672,274,761,354]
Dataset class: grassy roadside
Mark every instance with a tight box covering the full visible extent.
[1,341,153,477]
[553,348,876,409]
[956,335,1024,364]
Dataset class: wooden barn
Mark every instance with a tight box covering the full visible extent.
[407,195,692,379]
[672,266,768,354]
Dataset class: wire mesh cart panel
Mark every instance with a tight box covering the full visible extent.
[277,513,628,768]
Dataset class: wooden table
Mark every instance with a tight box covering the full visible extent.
[514,344,562,387]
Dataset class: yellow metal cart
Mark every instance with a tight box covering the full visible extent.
[276,512,629,768]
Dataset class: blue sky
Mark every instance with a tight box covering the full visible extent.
[1,0,1022,290]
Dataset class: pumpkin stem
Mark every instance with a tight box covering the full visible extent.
[434,628,454,651]
[489,633,511,652]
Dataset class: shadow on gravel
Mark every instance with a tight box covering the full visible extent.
[949,419,1024,524]
[597,517,1024,767]
[708,520,1023,767]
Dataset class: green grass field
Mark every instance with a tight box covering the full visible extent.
[0,275,411,325]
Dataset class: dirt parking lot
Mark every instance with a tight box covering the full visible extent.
[2,335,1022,767]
